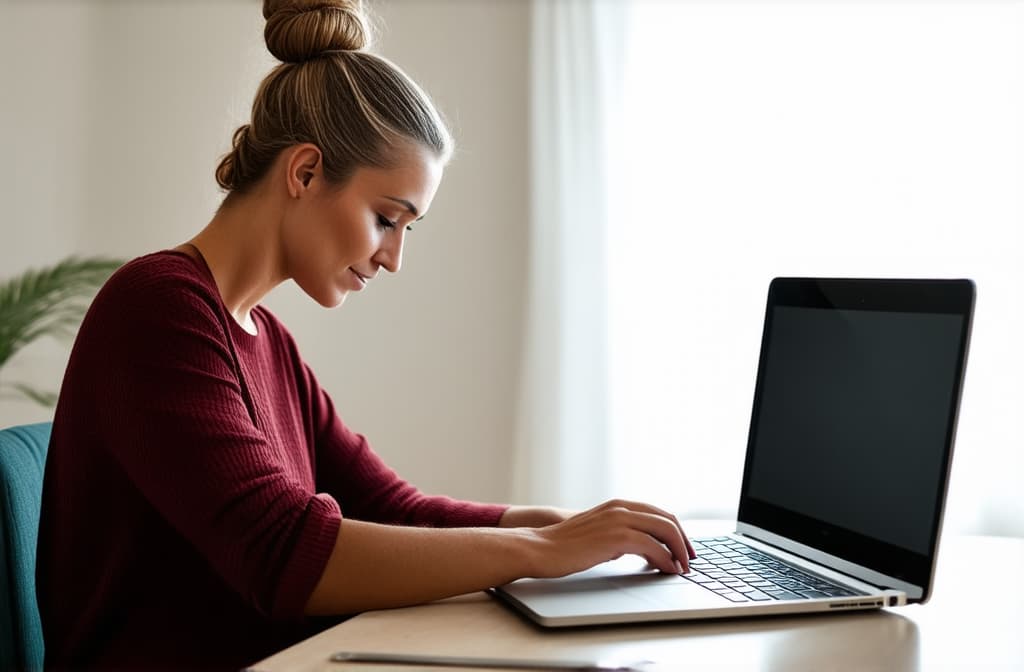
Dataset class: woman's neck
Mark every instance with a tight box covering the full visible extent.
[181,193,287,332]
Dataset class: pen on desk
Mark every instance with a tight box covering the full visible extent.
[330,650,645,671]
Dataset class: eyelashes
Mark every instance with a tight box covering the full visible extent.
[377,214,413,232]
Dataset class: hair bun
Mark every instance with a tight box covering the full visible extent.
[263,0,370,63]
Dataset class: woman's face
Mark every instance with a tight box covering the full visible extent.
[283,144,444,308]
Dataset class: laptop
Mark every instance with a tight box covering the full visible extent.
[493,277,975,626]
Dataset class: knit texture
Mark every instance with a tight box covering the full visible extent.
[36,251,507,670]
[0,422,50,672]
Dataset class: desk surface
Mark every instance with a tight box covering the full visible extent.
[254,524,1024,672]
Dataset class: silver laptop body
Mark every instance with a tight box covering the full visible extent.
[494,278,975,627]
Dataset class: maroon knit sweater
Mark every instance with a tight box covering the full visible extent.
[36,250,507,671]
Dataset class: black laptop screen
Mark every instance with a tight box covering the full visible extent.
[738,278,973,592]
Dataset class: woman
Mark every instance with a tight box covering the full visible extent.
[36,1,694,669]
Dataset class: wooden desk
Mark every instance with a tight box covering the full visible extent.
[254,528,1024,671]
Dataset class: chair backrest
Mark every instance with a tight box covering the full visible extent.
[0,422,51,672]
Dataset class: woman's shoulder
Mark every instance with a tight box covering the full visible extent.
[87,249,224,331]
[109,249,212,288]
[69,251,234,377]
[100,250,218,304]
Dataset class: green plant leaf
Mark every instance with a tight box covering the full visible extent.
[0,256,122,370]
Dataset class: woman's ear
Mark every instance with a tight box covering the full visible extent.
[284,143,324,198]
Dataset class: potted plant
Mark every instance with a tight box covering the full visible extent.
[0,257,122,407]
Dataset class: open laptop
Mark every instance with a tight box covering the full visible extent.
[493,277,975,626]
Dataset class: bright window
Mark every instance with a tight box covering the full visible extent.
[607,1,1023,535]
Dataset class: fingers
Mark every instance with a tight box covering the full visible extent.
[530,499,700,579]
[623,510,691,573]
[654,503,694,559]
[622,531,677,575]
[594,500,696,571]
[629,500,697,560]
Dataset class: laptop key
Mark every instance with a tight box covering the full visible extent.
[717,591,750,602]
[774,580,808,590]
[746,591,773,601]
[796,590,831,599]
[764,589,803,600]
[756,570,784,579]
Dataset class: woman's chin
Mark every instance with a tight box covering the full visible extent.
[307,287,349,309]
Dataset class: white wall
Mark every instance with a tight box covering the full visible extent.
[0,0,530,504]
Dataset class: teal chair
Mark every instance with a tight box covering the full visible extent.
[0,422,51,672]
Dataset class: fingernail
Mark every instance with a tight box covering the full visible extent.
[674,560,684,574]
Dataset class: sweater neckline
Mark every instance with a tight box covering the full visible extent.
[162,247,260,341]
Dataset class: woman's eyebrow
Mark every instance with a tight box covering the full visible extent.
[384,196,425,221]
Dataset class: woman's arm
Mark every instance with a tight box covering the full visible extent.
[304,499,696,615]
[498,505,575,528]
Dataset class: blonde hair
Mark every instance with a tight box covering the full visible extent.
[215,0,452,194]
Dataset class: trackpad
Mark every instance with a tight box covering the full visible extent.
[499,557,726,618]
[624,577,729,609]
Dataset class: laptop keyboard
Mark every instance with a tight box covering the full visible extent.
[684,537,862,603]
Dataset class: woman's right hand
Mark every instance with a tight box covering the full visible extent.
[525,499,697,579]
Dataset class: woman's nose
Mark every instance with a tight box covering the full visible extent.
[372,231,405,274]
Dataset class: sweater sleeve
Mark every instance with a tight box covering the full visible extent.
[82,260,340,621]
[299,364,508,527]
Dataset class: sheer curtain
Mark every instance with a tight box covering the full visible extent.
[512,0,626,508]
[519,0,1023,537]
